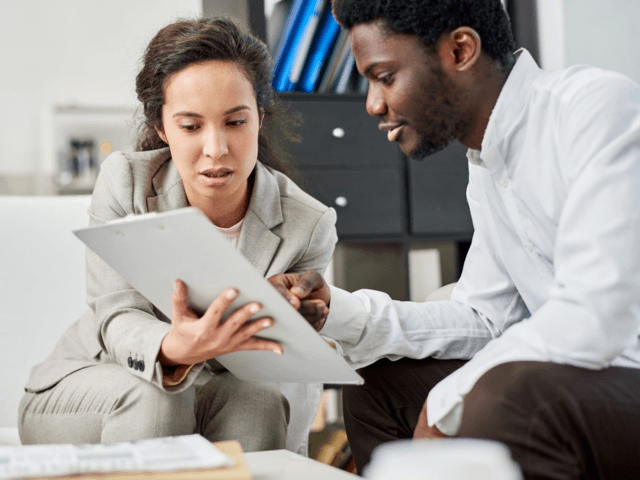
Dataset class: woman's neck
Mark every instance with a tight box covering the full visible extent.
[187,175,254,228]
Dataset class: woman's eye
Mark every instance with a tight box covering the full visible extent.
[227,120,247,127]
[179,124,199,132]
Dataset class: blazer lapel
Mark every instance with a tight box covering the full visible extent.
[238,162,283,276]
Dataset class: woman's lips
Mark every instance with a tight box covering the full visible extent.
[199,170,233,187]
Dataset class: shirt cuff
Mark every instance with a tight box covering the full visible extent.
[427,378,464,436]
[320,286,368,345]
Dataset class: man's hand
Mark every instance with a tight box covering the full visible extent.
[268,270,331,331]
[413,401,449,439]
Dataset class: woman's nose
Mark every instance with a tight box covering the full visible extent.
[203,128,228,158]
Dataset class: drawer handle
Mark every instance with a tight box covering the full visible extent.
[332,127,345,139]
[335,196,348,207]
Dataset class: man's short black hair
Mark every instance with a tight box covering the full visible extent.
[332,0,516,67]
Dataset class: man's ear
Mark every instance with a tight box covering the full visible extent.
[439,26,482,73]
[154,124,168,144]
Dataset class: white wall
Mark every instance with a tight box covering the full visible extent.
[563,0,640,83]
[0,0,201,175]
[537,0,640,83]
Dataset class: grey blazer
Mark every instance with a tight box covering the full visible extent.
[25,148,338,394]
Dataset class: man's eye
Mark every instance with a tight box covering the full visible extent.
[379,74,393,85]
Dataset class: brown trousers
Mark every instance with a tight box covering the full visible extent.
[343,358,640,479]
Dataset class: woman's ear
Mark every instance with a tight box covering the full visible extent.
[259,109,265,129]
[154,124,168,144]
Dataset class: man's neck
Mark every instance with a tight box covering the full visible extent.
[460,57,515,150]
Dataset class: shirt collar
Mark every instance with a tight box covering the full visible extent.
[470,49,542,165]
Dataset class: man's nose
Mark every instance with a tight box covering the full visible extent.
[366,82,387,117]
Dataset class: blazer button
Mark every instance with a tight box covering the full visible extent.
[133,360,139,371]
[127,356,133,368]
[139,360,145,372]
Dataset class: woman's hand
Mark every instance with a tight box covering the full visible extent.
[159,280,283,366]
[268,270,331,331]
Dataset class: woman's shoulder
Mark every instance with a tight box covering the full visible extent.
[99,148,172,182]
[91,148,173,217]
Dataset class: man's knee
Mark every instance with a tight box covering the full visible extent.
[459,361,564,439]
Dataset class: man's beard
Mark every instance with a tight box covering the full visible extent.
[408,69,468,160]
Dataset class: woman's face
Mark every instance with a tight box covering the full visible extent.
[156,60,262,212]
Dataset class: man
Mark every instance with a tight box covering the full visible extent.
[270,0,640,478]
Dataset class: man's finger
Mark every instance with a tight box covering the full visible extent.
[201,287,239,325]
[290,270,325,298]
[298,299,329,330]
[268,274,301,308]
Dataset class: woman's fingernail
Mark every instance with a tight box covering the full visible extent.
[263,320,272,328]
[249,303,261,314]
[225,289,237,299]
[273,348,283,355]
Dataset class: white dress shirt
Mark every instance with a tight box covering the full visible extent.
[320,49,640,435]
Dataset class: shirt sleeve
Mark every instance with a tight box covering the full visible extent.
[427,72,640,435]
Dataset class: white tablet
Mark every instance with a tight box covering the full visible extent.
[74,207,363,385]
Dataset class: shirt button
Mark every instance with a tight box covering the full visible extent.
[525,244,533,253]
[498,178,509,188]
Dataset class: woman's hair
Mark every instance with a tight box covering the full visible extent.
[135,16,299,176]
[332,0,516,69]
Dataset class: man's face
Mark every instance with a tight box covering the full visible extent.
[351,21,469,158]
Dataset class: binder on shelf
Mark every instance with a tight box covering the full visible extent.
[298,2,341,93]
[272,0,325,92]
[272,0,305,90]
[286,0,326,91]
[317,30,350,93]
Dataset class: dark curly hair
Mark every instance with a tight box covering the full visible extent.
[135,16,299,176]
[332,0,516,68]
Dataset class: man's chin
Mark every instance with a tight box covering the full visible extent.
[406,137,450,160]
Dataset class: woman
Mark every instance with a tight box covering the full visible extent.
[18,17,337,454]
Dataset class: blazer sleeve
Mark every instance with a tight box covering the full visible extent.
[86,152,204,392]
[285,207,338,276]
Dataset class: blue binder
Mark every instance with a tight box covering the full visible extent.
[272,0,325,92]
[298,3,341,93]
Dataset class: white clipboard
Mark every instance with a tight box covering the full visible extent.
[74,207,363,385]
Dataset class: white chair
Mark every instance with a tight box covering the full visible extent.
[0,195,92,445]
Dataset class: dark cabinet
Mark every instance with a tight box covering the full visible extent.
[408,141,473,236]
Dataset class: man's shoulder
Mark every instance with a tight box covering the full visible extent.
[535,63,640,107]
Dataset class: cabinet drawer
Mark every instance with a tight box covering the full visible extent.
[301,168,404,236]
[408,142,473,235]
[285,100,399,167]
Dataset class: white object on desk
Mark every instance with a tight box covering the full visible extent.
[245,449,357,479]
[363,438,522,480]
